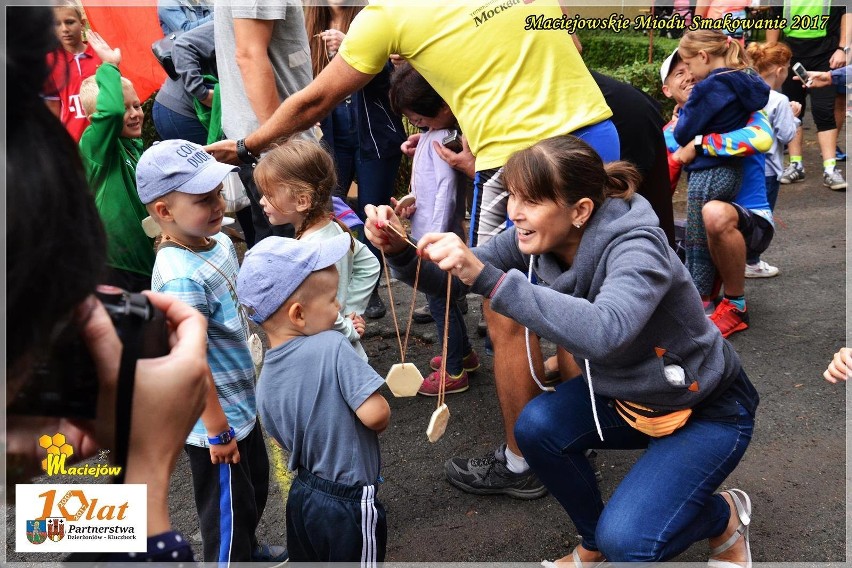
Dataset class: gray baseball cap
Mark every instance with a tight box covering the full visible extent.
[237,234,351,324]
[135,139,238,204]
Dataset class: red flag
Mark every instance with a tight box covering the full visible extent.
[81,3,165,101]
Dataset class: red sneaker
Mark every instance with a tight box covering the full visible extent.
[430,351,480,373]
[709,298,749,338]
[418,369,469,396]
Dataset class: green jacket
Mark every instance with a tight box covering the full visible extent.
[79,63,154,277]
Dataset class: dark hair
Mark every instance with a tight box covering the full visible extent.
[303,3,365,78]
[503,135,639,210]
[388,62,446,117]
[7,6,107,374]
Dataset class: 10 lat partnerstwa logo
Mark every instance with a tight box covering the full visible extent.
[16,433,146,553]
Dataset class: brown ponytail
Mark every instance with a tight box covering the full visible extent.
[603,161,639,202]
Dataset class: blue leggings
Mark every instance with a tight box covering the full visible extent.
[515,372,754,561]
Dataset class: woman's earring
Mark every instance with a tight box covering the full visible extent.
[573,222,582,228]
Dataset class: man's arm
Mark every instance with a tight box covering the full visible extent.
[829,11,851,69]
[233,18,280,126]
[208,55,374,163]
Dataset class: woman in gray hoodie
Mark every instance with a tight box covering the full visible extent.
[365,135,758,565]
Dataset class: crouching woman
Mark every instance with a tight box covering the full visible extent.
[364,134,758,565]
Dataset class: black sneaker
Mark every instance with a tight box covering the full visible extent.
[412,304,433,324]
[252,544,289,566]
[365,288,386,319]
[444,444,548,499]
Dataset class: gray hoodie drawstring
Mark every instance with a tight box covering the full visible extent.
[526,256,555,393]
[585,358,604,441]
[526,256,604,440]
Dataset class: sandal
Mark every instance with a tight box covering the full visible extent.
[541,546,607,568]
[708,488,752,568]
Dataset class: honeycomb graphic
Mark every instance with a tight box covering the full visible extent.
[40,433,73,472]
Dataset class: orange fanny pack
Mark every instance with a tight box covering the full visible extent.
[614,400,692,437]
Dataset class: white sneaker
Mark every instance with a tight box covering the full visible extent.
[745,260,779,278]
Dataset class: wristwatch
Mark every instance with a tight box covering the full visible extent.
[208,427,236,445]
[236,139,259,165]
[837,46,850,54]
[693,134,703,154]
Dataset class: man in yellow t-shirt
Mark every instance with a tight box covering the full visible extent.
[208,1,619,500]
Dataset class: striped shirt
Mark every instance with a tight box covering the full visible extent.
[152,232,256,446]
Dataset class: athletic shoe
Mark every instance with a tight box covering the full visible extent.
[364,288,386,319]
[444,444,548,499]
[823,168,847,191]
[430,350,481,372]
[779,163,805,184]
[709,298,749,339]
[413,297,469,324]
[418,369,469,396]
[252,544,289,566]
[745,260,779,278]
[412,304,432,324]
[837,146,846,162]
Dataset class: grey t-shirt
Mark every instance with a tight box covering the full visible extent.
[213,0,313,139]
[257,331,385,486]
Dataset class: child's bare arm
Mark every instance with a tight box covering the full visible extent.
[355,392,391,434]
[199,372,241,464]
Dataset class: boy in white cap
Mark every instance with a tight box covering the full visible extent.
[135,139,287,564]
[237,235,391,564]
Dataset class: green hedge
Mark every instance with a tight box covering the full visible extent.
[579,31,679,120]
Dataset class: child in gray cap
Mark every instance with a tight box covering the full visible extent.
[237,234,391,564]
[135,138,287,564]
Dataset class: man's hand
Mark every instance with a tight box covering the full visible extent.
[87,31,121,67]
[796,70,829,88]
[829,48,846,69]
[433,134,475,179]
[206,139,240,165]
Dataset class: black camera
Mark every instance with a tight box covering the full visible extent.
[8,286,169,419]
[442,130,463,153]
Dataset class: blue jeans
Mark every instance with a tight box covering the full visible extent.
[515,372,754,561]
[152,101,208,145]
[764,174,780,214]
[323,100,401,259]
[426,292,472,375]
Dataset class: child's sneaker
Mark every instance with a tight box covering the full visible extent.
[430,350,481,372]
[744,260,779,278]
[779,162,804,184]
[709,298,749,339]
[418,369,469,396]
